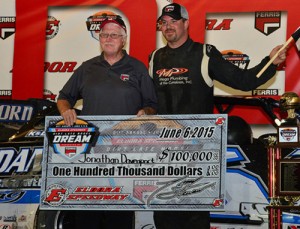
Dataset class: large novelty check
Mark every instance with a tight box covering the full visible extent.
[40,114,227,211]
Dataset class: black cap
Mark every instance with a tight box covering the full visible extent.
[100,16,127,33]
[158,3,189,21]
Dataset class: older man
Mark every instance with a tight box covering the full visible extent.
[57,16,157,125]
[57,16,157,229]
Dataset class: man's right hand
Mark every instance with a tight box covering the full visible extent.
[57,99,77,126]
[61,108,77,126]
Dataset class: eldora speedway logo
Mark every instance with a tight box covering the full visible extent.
[0,16,16,40]
[46,16,60,40]
[215,116,226,125]
[86,10,118,41]
[43,185,129,206]
[46,119,99,159]
[43,184,68,206]
[255,11,281,36]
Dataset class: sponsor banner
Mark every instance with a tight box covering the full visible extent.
[0,0,15,94]
[205,12,287,97]
[40,114,227,211]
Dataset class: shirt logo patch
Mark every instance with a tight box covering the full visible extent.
[156,68,188,77]
[156,68,191,85]
[120,74,129,81]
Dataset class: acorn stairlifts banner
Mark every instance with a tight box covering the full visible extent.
[40,114,227,211]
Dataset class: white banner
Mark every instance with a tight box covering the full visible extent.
[0,0,15,98]
[205,11,287,96]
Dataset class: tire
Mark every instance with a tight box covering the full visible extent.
[35,210,74,229]
[35,210,104,229]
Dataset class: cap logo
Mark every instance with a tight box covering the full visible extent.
[165,6,175,12]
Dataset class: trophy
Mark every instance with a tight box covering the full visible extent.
[277,92,300,146]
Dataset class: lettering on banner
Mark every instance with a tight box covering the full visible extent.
[0,104,33,122]
[0,147,42,174]
[205,19,233,30]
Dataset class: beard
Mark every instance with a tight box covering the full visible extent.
[163,29,178,42]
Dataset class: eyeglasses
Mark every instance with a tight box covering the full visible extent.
[160,19,180,27]
[99,33,124,39]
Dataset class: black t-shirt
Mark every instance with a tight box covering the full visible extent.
[58,51,157,115]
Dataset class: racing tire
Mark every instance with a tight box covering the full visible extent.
[35,210,73,229]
